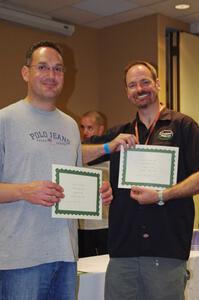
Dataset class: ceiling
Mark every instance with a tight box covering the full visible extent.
[0,0,199,29]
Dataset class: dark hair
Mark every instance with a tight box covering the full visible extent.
[25,40,63,66]
[124,60,158,87]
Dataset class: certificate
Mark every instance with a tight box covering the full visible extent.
[118,145,179,190]
[52,164,102,219]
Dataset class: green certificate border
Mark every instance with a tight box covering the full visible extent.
[54,167,101,217]
[120,146,178,189]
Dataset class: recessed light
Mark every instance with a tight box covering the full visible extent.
[175,3,190,10]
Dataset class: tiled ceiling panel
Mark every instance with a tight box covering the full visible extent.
[8,0,79,12]
[144,0,199,18]
[52,6,101,25]
[72,0,138,16]
[0,0,199,29]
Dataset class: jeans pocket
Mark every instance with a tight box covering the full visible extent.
[184,269,190,288]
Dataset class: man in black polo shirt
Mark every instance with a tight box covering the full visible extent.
[83,61,199,300]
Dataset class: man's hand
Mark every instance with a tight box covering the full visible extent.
[108,133,137,152]
[100,181,113,205]
[82,133,137,164]
[21,181,65,207]
[130,186,158,205]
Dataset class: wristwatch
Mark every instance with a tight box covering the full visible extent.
[157,190,165,206]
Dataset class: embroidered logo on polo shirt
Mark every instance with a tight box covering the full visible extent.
[158,129,174,140]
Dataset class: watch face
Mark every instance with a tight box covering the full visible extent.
[157,199,165,206]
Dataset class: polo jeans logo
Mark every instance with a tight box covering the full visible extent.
[29,130,70,145]
[158,129,174,141]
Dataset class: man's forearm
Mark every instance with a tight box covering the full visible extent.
[164,171,199,201]
[82,144,106,164]
[82,133,136,164]
[0,183,23,203]
[0,181,64,206]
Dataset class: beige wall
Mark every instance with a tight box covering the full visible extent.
[0,14,189,126]
[98,15,158,127]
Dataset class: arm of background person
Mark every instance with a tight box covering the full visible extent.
[130,171,199,205]
[82,133,137,164]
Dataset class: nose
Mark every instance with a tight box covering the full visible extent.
[81,127,88,138]
[47,68,56,77]
[84,128,90,137]
[135,82,143,92]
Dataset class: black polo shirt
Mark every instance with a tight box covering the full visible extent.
[89,108,199,260]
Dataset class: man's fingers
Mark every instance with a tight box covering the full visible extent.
[45,181,64,192]
[46,188,65,199]
[118,134,137,150]
[100,181,113,205]
[102,195,113,205]
[131,186,142,194]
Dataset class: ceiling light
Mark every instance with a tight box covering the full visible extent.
[175,3,190,10]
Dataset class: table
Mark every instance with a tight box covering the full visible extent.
[77,255,109,300]
[77,252,199,300]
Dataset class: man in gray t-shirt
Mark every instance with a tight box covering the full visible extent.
[0,41,113,300]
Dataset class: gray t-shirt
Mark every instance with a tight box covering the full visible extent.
[0,100,82,269]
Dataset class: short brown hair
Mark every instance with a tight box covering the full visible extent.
[81,111,107,129]
[124,60,158,86]
[25,40,63,66]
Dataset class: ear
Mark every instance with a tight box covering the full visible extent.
[21,65,30,82]
[155,78,160,91]
[125,84,132,100]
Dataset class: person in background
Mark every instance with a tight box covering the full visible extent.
[79,111,109,257]
[81,60,199,300]
[80,110,106,141]
[0,40,113,300]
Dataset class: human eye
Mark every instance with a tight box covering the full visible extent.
[141,79,152,86]
[54,65,65,73]
[128,82,136,89]
[37,64,48,72]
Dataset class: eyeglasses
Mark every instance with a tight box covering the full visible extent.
[27,63,65,75]
[127,78,153,90]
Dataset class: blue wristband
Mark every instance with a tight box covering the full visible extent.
[103,143,111,154]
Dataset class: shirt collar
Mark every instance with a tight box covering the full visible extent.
[135,106,172,124]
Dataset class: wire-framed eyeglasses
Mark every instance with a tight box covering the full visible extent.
[27,63,65,75]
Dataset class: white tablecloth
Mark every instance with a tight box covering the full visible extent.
[77,252,199,300]
[77,255,108,300]
[185,251,199,300]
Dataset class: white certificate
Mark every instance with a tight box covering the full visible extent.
[118,145,179,190]
[52,164,102,219]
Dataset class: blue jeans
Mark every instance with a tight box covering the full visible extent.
[0,261,77,300]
